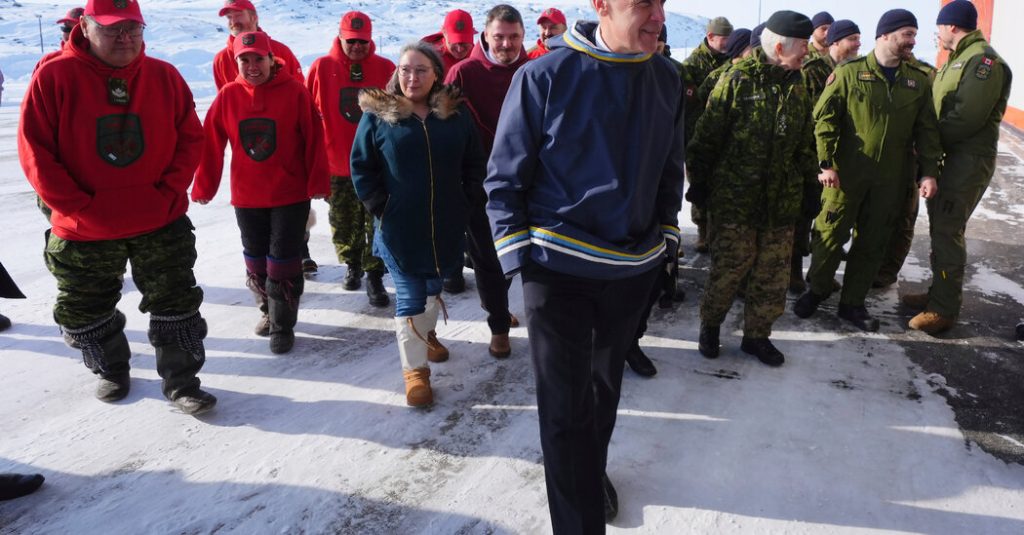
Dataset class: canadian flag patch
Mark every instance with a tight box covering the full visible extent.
[982,57,994,66]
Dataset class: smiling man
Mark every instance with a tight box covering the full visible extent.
[527,7,567,59]
[485,0,684,531]
[18,0,215,415]
[444,4,529,361]
[211,0,302,89]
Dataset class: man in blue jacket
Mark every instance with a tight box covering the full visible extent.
[485,1,685,532]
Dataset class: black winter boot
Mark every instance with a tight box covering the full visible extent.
[698,324,720,359]
[62,311,132,402]
[741,337,785,366]
[625,341,657,377]
[149,312,216,414]
[246,271,270,337]
[366,270,390,307]
[342,265,362,290]
[1016,322,1024,341]
[443,271,466,294]
[794,290,827,318]
[0,473,45,501]
[837,304,880,332]
[0,313,10,332]
[267,277,302,354]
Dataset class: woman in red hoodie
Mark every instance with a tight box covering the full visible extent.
[193,31,329,354]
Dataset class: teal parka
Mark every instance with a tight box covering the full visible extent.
[932,30,1012,156]
[687,47,819,229]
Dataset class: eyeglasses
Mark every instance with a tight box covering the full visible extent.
[61,26,74,34]
[399,66,432,79]
[93,22,144,38]
[345,39,368,45]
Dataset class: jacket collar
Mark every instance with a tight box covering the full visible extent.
[556,20,654,64]
[358,86,464,125]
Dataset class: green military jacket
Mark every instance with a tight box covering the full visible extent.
[932,30,1012,156]
[804,45,825,65]
[814,51,942,182]
[687,48,819,228]
[683,39,729,85]
[802,53,836,105]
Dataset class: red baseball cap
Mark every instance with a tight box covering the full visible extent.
[537,8,566,26]
[233,31,271,57]
[219,0,256,17]
[340,11,372,40]
[84,0,145,26]
[56,7,85,26]
[443,9,477,44]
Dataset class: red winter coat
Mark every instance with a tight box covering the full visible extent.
[306,38,394,178]
[193,69,329,208]
[213,31,303,90]
[443,41,529,155]
[527,39,549,59]
[33,41,66,73]
[18,25,203,242]
[421,32,465,77]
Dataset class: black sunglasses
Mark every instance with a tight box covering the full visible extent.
[345,39,368,45]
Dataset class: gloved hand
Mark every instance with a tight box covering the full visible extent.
[685,183,709,209]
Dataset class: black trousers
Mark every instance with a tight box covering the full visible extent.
[522,262,660,535]
[465,189,512,334]
[234,201,310,265]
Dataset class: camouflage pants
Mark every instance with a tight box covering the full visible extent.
[44,216,204,329]
[328,176,382,272]
[700,224,793,338]
[37,195,52,222]
[924,150,995,317]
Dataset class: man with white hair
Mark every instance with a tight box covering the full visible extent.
[687,11,818,366]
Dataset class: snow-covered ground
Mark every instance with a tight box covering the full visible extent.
[2,1,1022,534]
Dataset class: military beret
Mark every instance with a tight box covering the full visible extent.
[876,9,918,38]
[812,12,834,29]
[725,28,752,59]
[826,20,860,46]
[936,0,978,30]
[766,10,814,40]
[707,16,734,36]
[750,22,766,48]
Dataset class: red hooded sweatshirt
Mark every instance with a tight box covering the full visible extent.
[443,40,529,155]
[193,68,329,208]
[306,38,394,178]
[18,25,203,242]
[421,32,466,77]
[527,39,551,59]
[213,31,303,90]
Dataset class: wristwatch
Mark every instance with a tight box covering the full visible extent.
[819,159,833,170]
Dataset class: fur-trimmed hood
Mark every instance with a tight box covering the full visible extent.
[358,85,465,125]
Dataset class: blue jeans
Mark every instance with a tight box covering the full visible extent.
[377,246,442,317]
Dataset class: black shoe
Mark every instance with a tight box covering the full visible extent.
[302,258,318,275]
[837,304,880,332]
[366,270,390,307]
[794,291,827,319]
[171,387,217,415]
[872,273,897,288]
[342,266,362,291]
[443,272,466,294]
[1017,322,1024,341]
[0,313,10,332]
[0,473,45,501]
[603,473,618,523]
[625,342,657,377]
[740,337,785,367]
[270,330,295,354]
[698,324,720,359]
[95,371,131,402]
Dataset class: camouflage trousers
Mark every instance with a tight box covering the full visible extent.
[44,216,204,329]
[329,176,382,272]
[924,150,996,318]
[700,224,793,338]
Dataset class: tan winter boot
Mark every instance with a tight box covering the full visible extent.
[424,296,449,363]
[395,314,434,407]
[489,334,511,359]
[901,292,930,311]
[403,367,433,407]
[909,311,955,335]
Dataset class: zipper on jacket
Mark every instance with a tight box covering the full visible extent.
[416,115,443,277]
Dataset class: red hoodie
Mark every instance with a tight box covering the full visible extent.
[421,32,466,76]
[527,39,549,59]
[193,69,329,208]
[18,25,203,242]
[443,40,529,155]
[306,38,394,178]
[213,31,303,90]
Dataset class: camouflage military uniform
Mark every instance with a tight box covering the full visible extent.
[920,31,1012,318]
[875,57,938,285]
[807,52,942,307]
[329,176,382,274]
[687,48,818,337]
[683,40,731,248]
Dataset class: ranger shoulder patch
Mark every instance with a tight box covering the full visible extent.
[825,72,836,86]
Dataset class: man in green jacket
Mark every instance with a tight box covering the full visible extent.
[687,11,818,366]
[794,9,942,332]
[902,0,1012,334]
